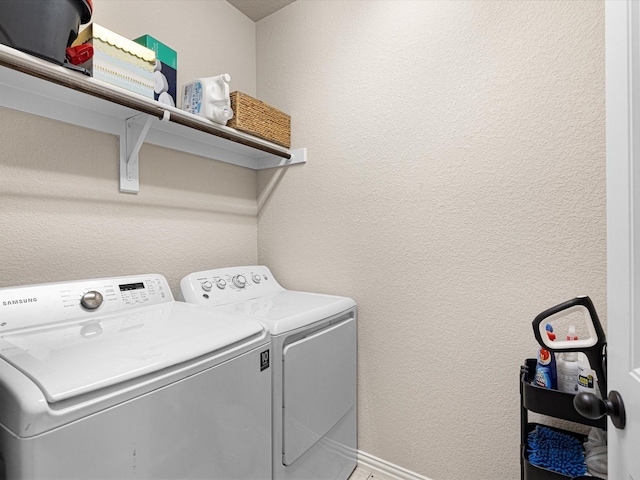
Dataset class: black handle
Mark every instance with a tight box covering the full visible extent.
[574,390,626,429]
[532,296,606,350]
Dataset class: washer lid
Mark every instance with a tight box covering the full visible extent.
[0,302,264,403]
[214,291,356,334]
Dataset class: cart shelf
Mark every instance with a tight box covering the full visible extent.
[520,358,606,480]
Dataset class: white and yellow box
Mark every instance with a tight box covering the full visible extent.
[72,23,155,98]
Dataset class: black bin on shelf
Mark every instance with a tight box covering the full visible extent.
[0,0,92,65]
[520,358,606,480]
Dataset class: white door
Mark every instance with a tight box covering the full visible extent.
[607,1,640,478]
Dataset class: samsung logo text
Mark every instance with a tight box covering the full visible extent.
[2,298,38,306]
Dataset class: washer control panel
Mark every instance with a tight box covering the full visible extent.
[0,274,171,332]
[198,271,266,292]
[181,265,283,306]
[231,275,247,289]
[81,291,103,310]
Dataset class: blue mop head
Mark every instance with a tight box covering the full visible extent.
[528,425,587,477]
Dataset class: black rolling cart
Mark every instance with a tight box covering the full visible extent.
[522,296,611,480]
[520,358,606,480]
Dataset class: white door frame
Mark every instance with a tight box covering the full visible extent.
[606,0,640,477]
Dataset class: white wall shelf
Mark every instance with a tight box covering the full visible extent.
[0,44,306,193]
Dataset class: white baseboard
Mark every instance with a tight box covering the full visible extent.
[356,450,434,480]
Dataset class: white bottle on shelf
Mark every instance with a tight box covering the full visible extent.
[181,74,234,125]
[577,353,600,398]
[556,325,580,394]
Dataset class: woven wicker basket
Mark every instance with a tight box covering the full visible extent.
[228,91,291,148]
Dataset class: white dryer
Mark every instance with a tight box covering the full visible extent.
[180,265,357,480]
[0,274,272,480]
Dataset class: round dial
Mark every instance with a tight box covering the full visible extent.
[252,274,261,284]
[81,291,103,310]
[201,281,213,292]
[232,275,247,288]
[215,279,227,289]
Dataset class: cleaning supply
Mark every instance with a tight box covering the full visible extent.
[557,325,580,394]
[578,353,600,398]
[535,347,557,389]
[527,425,587,477]
[532,296,608,399]
[181,74,234,125]
[535,325,557,389]
[134,35,177,107]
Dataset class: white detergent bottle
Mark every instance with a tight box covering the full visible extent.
[181,74,234,125]
[578,352,601,399]
[556,325,580,394]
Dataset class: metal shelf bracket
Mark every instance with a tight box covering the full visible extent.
[120,111,170,193]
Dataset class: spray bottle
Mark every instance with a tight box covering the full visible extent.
[535,324,557,389]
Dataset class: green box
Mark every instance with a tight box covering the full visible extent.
[134,34,176,68]
[133,35,177,106]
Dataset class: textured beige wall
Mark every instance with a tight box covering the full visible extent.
[256,1,606,479]
[0,0,258,296]
[0,1,606,478]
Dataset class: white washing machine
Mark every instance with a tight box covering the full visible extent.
[0,274,272,480]
[180,265,357,480]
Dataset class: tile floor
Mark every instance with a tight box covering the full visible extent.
[349,466,385,480]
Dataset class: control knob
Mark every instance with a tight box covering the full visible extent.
[81,291,103,310]
[232,275,247,289]
[215,279,227,289]
[201,281,213,292]
[252,274,261,284]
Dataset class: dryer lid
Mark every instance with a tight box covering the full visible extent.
[214,290,356,334]
[0,302,264,403]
